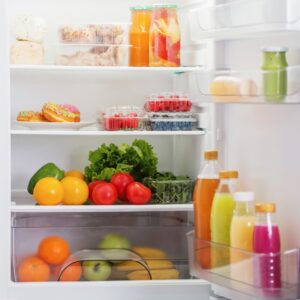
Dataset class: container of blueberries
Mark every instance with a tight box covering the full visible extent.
[148,113,197,131]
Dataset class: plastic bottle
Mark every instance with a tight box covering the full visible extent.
[253,203,281,289]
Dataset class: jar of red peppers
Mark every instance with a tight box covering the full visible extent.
[149,4,181,67]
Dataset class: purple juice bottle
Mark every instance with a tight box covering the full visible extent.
[253,203,281,289]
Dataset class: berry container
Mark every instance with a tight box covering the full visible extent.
[149,117,197,131]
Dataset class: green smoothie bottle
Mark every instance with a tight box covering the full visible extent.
[262,47,288,103]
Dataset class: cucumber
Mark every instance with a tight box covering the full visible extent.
[27,163,65,194]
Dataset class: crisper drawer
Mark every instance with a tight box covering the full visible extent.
[12,212,193,283]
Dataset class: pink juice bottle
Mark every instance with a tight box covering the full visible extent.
[253,203,281,289]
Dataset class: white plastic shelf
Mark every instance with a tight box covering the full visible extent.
[11,130,205,136]
[189,0,300,41]
[11,190,193,213]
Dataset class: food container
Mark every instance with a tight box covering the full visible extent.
[147,112,195,119]
[150,117,196,131]
[103,106,147,131]
[58,23,130,44]
[145,92,192,112]
[143,178,194,204]
[55,44,129,66]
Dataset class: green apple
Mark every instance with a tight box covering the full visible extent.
[82,260,111,281]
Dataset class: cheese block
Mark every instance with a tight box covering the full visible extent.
[11,41,44,65]
[13,15,46,43]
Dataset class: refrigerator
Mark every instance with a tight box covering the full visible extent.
[1,0,300,299]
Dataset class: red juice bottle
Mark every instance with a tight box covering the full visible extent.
[253,203,281,289]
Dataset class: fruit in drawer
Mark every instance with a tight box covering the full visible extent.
[54,261,82,282]
[61,177,89,205]
[115,259,173,272]
[92,182,118,205]
[126,182,152,205]
[33,177,64,206]
[27,162,65,194]
[127,268,179,280]
[38,236,70,265]
[64,170,85,180]
[132,247,168,259]
[18,256,51,282]
[110,172,134,202]
[82,260,111,281]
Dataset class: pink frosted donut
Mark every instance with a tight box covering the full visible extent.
[61,104,80,122]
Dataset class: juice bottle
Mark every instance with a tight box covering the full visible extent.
[262,47,288,102]
[253,203,281,289]
[230,192,255,284]
[193,150,220,269]
[210,170,238,268]
[129,6,152,66]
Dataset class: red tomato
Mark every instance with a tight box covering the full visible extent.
[88,180,106,201]
[126,182,152,205]
[92,183,118,205]
[111,173,134,202]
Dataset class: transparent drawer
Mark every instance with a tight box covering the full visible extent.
[190,67,300,104]
[58,23,130,45]
[55,44,129,67]
[12,213,192,282]
[187,231,300,300]
[189,0,300,41]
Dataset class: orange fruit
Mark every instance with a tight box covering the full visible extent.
[33,177,64,206]
[38,236,70,265]
[65,170,85,180]
[54,261,82,281]
[18,256,51,282]
[61,177,89,205]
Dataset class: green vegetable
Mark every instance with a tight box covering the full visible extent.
[85,140,158,182]
[27,163,65,194]
[143,172,194,204]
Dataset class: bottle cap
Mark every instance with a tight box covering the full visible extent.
[234,192,254,202]
[219,170,239,179]
[255,203,276,213]
[130,5,153,10]
[262,46,288,53]
[204,150,218,160]
[153,4,177,9]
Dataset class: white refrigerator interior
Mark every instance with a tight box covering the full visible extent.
[2,0,300,299]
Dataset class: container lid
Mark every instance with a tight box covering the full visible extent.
[204,150,218,160]
[219,170,239,179]
[262,46,288,53]
[130,5,153,10]
[255,203,276,213]
[234,192,254,202]
[153,4,177,9]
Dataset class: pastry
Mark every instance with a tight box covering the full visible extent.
[240,80,258,97]
[13,15,46,43]
[11,41,44,65]
[61,104,80,122]
[17,111,35,122]
[30,112,48,122]
[42,102,79,122]
[210,76,241,102]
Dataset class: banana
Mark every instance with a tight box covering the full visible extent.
[115,259,173,272]
[132,247,168,259]
[127,268,180,280]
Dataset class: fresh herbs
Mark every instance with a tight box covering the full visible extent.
[85,140,158,182]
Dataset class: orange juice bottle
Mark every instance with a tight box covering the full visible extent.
[129,6,152,66]
[193,151,220,269]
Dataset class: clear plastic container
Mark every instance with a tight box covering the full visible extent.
[147,112,195,119]
[55,44,129,67]
[103,106,147,131]
[150,118,197,131]
[58,23,130,45]
[143,178,194,204]
[145,92,192,112]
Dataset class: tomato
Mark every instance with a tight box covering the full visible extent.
[126,182,152,205]
[88,180,106,200]
[110,173,134,202]
[92,183,118,205]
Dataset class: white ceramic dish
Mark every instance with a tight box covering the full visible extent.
[14,121,95,131]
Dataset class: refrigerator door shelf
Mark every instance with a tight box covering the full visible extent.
[189,0,300,42]
[187,231,300,300]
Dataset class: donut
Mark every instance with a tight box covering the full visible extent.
[30,112,48,122]
[42,102,79,122]
[17,111,36,122]
[61,104,80,122]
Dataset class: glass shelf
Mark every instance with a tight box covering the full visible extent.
[187,231,300,300]
[189,0,300,41]
[190,66,300,104]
